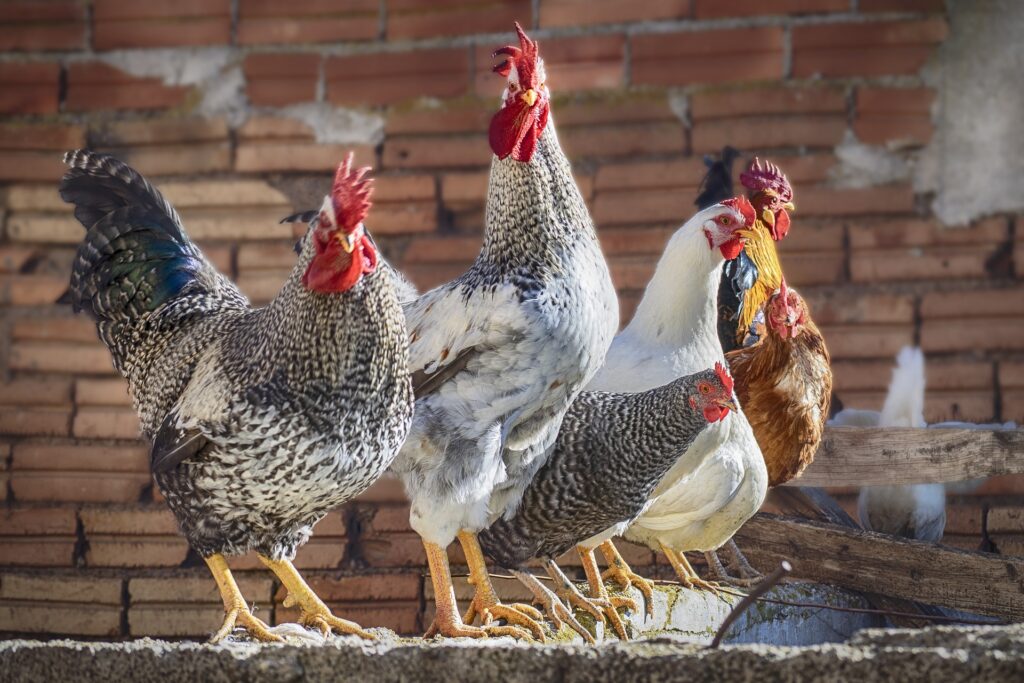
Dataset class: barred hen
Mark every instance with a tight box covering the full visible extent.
[480,365,736,641]
[391,24,618,641]
[59,151,412,642]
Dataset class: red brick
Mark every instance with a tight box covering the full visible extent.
[93,0,230,49]
[66,63,189,112]
[972,475,1024,497]
[236,142,375,174]
[237,272,288,304]
[86,536,189,567]
[926,390,995,423]
[692,115,847,154]
[272,572,419,603]
[855,87,935,146]
[796,185,915,217]
[236,243,295,271]
[0,407,71,437]
[325,49,471,106]
[0,246,36,272]
[921,287,1024,320]
[130,574,271,604]
[689,86,847,121]
[632,27,785,86]
[244,53,321,106]
[11,318,96,343]
[12,442,148,473]
[375,174,436,203]
[0,1,84,51]
[594,189,690,226]
[0,122,83,151]
[0,274,68,306]
[778,251,845,287]
[0,377,73,406]
[11,472,150,503]
[0,63,60,114]
[81,507,177,536]
[0,573,122,604]
[694,0,846,18]
[127,603,226,637]
[594,158,705,193]
[175,208,294,241]
[389,0,530,40]
[0,537,76,566]
[925,360,994,391]
[856,106,933,143]
[921,318,1024,353]
[859,0,945,11]
[277,600,419,634]
[848,216,1008,248]
[238,0,378,45]
[73,407,142,440]
[0,151,66,182]
[850,246,997,283]
[792,19,948,78]
[778,222,845,252]
[0,602,121,637]
[0,508,77,536]
[806,291,914,325]
[988,507,1024,534]
[91,118,228,147]
[401,236,482,265]
[1001,361,1024,389]
[76,378,132,406]
[561,122,684,161]
[99,143,232,177]
[547,97,677,129]
[382,135,488,170]
[819,324,915,360]
[386,102,493,136]
[475,34,625,97]
[360,532,424,568]
[291,539,345,569]
[540,0,691,28]
[831,360,894,392]
[354,473,408,503]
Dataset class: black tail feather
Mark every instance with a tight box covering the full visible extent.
[695,145,740,210]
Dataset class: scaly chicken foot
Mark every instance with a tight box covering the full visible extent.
[457,530,545,641]
[545,559,615,640]
[660,543,722,595]
[259,555,374,639]
[598,540,655,618]
[421,539,531,640]
[205,554,283,644]
[704,540,763,587]
[512,570,596,644]
[579,546,630,640]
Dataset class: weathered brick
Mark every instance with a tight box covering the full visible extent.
[540,0,691,28]
[12,442,148,473]
[859,0,945,11]
[0,377,73,406]
[692,115,847,154]
[235,142,375,174]
[238,0,378,45]
[694,0,846,18]
[850,246,997,283]
[93,0,231,50]
[831,360,894,392]
[855,87,935,146]
[0,246,39,272]
[390,0,529,40]
[0,508,77,536]
[778,222,845,252]
[561,122,684,161]
[382,135,489,170]
[160,179,292,208]
[925,360,994,390]
[792,19,948,78]
[0,63,60,115]
[0,122,86,151]
[354,474,408,503]
[400,236,482,265]
[920,287,1024,319]
[0,274,68,306]
[689,86,847,121]
[173,208,295,241]
[778,251,845,287]
[926,390,995,423]
[0,151,66,182]
[127,604,231,638]
[598,227,676,258]
[98,143,232,176]
[594,189,691,226]
[0,573,122,604]
[273,572,420,603]
[236,271,288,303]
[632,27,785,86]
[81,507,177,536]
[819,324,915,360]
[11,472,150,503]
[11,318,96,343]
[1001,361,1024,389]
[0,2,84,51]
[0,407,72,437]
[129,574,271,604]
[848,216,1008,248]
[76,378,132,406]
[244,53,321,107]
[594,158,706,193]
[0,537,76,567]
[73,407,141,440]
[325,49,471,106]
[66,63,189,112]
[796,185,916,217]
[475,34,625,97]
[988,507,1024,534]
[0,602,121,637]
[279,600,419,634]
[90,118,228,148]
[921,318,1024,353]
[86,536,189,567]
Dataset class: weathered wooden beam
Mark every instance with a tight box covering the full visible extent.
[735,513,1024,621]
[786,427,1024,487]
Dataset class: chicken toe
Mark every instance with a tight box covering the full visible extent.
[598,541,655,618]
[512,570,596,644]
[260,556,374,639]
[205,554,283,644]
[579,546,631,640]
[661,543,722,595]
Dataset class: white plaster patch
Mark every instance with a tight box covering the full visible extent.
[828,132,911,189]
[276,103,385,146]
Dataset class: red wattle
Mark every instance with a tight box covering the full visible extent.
[489,100,546,162]
[771,209,791,241]
[719,238,743,261]
[703,405,728,423]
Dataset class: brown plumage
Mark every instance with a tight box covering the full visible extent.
[726,280,831,487]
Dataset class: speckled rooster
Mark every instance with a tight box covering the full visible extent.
[59,151,412,642]
[392,23,618,641]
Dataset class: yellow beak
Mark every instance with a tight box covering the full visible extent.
[337,231,358,254]
[521,89,538,106]
[783,201,795,212]
[719,398,739,412]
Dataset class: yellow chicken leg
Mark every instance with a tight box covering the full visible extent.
[421,539,529,639]
[660,542,721,594]
[205,553,282,643]
[458,530,546,641]
[579,546,630,640]
[259,555,373,639]
[598,540,655,617]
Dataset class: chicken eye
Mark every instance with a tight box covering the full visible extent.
[719,216,732,226]
[700,383,710,394]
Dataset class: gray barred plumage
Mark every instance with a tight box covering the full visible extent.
[479,368,724,569]
[60,150,413,560]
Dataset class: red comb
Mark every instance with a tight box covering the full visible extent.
[721,195,756,228]
[714,362,734,395]
[330,152,373,234]
[740,157,793,203]
[492,22,541,86]
[778,277,789,300]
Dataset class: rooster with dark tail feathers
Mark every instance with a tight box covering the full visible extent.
[60,151,412,642]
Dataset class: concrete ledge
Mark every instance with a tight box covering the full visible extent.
[2,624,1023,683]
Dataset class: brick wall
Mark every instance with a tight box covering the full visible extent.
[0,1,1021,638]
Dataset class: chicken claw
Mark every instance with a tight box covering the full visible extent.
[578,546,631,640]
[513,570,596,644]
[205,554,283,644]
[705,541,764,587]
[661,543,722,595]
[260,556,375,639]
[598,541,655,618]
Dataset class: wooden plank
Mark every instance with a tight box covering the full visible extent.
[735,513,1024,621]
[786,427,1024,487]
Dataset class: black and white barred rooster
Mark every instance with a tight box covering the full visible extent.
[479,365,736,641]
[391,24,618,641]
[59,151,412,642]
